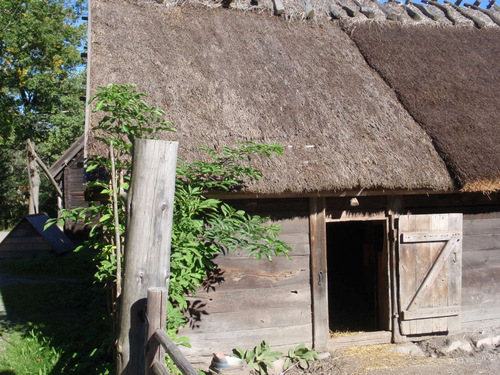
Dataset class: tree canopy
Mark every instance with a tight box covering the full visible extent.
[0,0,87,228]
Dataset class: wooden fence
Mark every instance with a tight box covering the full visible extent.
[146,288,198,375]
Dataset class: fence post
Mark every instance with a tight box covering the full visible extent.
[146,288,168,375]
[116,139,178,375]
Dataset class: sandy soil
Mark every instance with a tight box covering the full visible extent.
[287,339,500,375]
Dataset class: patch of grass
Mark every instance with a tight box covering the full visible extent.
[0,251,114,374]
[0,323,61,375]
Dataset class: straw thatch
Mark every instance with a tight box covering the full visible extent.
[350,23,500,192]
[90,0,456,195]
[156,0,500,27]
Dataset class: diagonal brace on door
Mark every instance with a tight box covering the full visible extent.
[401,232,461,311]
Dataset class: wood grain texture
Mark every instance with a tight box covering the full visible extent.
[146,288,167,375]
[178,214,312,360]
[117,140,178,375]
[310,197,328,351]
[398,213,462,335]
[461,213,500,328]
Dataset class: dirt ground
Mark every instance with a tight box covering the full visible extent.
[287,333,500,375]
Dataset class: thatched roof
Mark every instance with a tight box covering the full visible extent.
[88,0,499,195]
[349,23,500,192]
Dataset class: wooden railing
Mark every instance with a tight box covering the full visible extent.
[146,288,198,375]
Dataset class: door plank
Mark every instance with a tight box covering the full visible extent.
[406,239,459,311]
[401,306,460,320]
[398,213,463,336]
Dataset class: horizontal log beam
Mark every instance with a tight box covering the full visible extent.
[152,361,169,375]
[155,329,198,375]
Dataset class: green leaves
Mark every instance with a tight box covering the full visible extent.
[283,344,319,371]
[0,0,86,145]
[0,0,86,228]
[57,84,292,355]
[90,83,175,171]
[177,141,284,192]
[234,342,319,374]
[233,341,283,375]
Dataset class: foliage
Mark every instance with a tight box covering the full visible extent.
[48,84,291,370]
[0,325,62,375]
[0,0,86,229]
[233,341,283,375]
[283,344,319,372]
[233,342,318,375]
[169,146,291,315]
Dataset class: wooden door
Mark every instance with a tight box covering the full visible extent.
[397,214,462,336]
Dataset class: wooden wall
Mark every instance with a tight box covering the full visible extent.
[0,220,52,259]
[461,212,500,330]
[403,193,500,331]
[178,199,312,362]
[63,150,87,235]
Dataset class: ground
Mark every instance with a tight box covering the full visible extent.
[286,332,500,375]
[1,261,500,375]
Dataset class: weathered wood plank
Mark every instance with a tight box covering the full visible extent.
[462,283,500,305]
[310,197,328,351]
[463,217,500,235]
[155,330,198,375]
[185,285,310,314]
[146,288,167,375]
[0,250,53,259]
[462,317,500,332]
[462,265,500,288]
[202,267,310,291]
[462,302,500,323]
[447,214,462,332]
[214,253,309,271]
[398,214,462,335]
[182,306,311,334]
[277,217,310,233]
[401,232,459,243]
[1,236,50,244]
[226,198,309,218]
[152,360,168,375]
[463,234,500,252]
[401,306,460,320]
[180,323,313,357]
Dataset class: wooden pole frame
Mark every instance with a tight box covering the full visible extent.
[309,197,328,351]
[117,140,178,375]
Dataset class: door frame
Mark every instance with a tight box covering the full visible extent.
[309,197,392,350]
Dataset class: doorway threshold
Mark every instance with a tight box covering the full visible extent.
[327,331,392,350]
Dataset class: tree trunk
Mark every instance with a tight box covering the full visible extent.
[116,140,178,375]
[26,145,40,215]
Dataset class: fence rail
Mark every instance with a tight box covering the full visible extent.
[146,288,198,375]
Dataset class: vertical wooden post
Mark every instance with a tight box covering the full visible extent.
[26,144,40,215]
[386,196,406,343]
[145,287,167,375]
[309,197,328,351]
[117,140,178,375]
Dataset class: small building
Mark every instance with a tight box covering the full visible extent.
[85,0,500,363]
[0,214,74,259]
[49,134,87,236]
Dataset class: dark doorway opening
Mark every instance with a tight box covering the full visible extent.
[327,221,388,333]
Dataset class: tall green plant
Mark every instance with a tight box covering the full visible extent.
[51,84,291,340]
